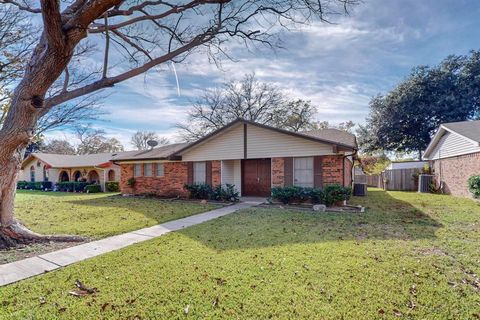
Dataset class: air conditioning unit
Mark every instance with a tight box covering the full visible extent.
[353,183,367,196]
[418,174,434,193]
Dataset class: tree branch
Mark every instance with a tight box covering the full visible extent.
[40,0,65,49]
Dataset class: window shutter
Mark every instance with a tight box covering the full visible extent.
[314,156,323,188]
[187,162,193,184]
[284,157,293,186]
[206,161,212,186]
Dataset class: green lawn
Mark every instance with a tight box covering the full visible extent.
[1,189,480,319]
[14,190,219,238]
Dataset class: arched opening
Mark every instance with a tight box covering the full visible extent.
[30,166,35,182]
[73,171,82,182]
[87,170,100,184]
[59,170,70,182]
[43,166,49,182]
[107,169,115,181]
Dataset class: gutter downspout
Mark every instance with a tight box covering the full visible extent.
[342,149,357,187]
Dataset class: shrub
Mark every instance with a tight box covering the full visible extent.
[323,184,352,207]
[127,178,136,187]
[271,186,320,205]
[106,181,120,192]
[55,181,89,192]
[85,184,102,193]
[212,184,240,202]
[17,181,53,190]
[184,183,213,200]
[468,175,480,198]
[184,183,239,202]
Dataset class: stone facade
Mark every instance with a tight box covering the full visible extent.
[432,152,480,198]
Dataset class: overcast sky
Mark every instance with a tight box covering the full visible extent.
[45,0,480,150]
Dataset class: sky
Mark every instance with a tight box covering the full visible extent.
[45,0,480,150]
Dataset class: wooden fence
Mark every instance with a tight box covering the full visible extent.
[383,168,418,191]
[354,174,383,188]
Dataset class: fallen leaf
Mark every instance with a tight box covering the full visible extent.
[378,308,385,315]
[39,297,46,305]
[212,296,220,308]
[393,309,402,317]
[184,304,190,315]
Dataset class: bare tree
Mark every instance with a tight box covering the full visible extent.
[42,139,76,155]
[131,131,169,150]
[0,0,357,244]
[177,74,317,141]
[76,127,124,154]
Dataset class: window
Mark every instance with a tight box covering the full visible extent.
[144,163,153,177]
[294,157,314,187]
[193,161,206,184]
[156,163,164,177]
[30,166,35,182]
[134,164,142,177]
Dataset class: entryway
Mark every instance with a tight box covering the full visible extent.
[241,158,271,197]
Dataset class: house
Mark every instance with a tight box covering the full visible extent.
[113,119,357,197]
[385,161,427,170]
[19,152,126,191]
[424,120,480,197]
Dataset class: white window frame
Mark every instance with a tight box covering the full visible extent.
[134,164,142,177]
[156,163,165,177]
[144,163,153,177]
[293,157,314,188]
[193,161,206,184]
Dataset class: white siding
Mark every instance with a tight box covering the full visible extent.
[246,124,333,158]
[221,160,242,194]
[430,132,480,160]
[182,124,244,161]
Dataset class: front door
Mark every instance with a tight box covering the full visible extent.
[242,159,271,197]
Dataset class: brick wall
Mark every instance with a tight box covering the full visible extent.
[120,161,222,197]
[120,162,189,197]
[271,157,285,187]
[432,152,480,198]
[322,155,345,186]
[270,156,346,188]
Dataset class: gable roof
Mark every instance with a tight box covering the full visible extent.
[173,118,357,157]
[21,152,129,169]
[111,142,190,161]
[424,120,480,159]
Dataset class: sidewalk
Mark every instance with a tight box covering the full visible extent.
[0,200,262,286]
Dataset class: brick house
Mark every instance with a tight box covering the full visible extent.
[424,120,480,198]
[113,119,357,197]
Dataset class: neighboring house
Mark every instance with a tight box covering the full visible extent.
[424,120,480,197]
[113,119,357,197]
[19,152,125,191]
[385,161,427,170]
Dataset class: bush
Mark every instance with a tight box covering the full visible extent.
[105,181,120,192]
[16,181,53,190]
[184,183,240,202]
[212,184,240,202]
[271,184,351,206]
[55,181,89,192]
[468,175,480,198]
[323,184,352,207]
[85,184,102,193]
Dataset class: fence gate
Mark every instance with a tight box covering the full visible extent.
[383,168,418,191]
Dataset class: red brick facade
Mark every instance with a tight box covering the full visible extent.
[432,152,480,198]
[120,160,222,197]
[120,156,351,197]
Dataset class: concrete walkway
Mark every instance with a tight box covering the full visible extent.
[0,200,262,287]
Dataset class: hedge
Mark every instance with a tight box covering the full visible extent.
[55,181,89,192]
[271,184,352,206]
[184,183,239,202]
[17,181,53,190]
[85,184,102,193]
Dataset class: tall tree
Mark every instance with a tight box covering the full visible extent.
[0,0,357,245]
[310,120,356,133]
[41,139,76,155]
[177,74,318,141]
[130,131,169,150]
[76,127,124,154]
[360,51,480,159]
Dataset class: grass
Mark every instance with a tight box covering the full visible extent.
[1,189,479,319]
[14,190,219,238]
